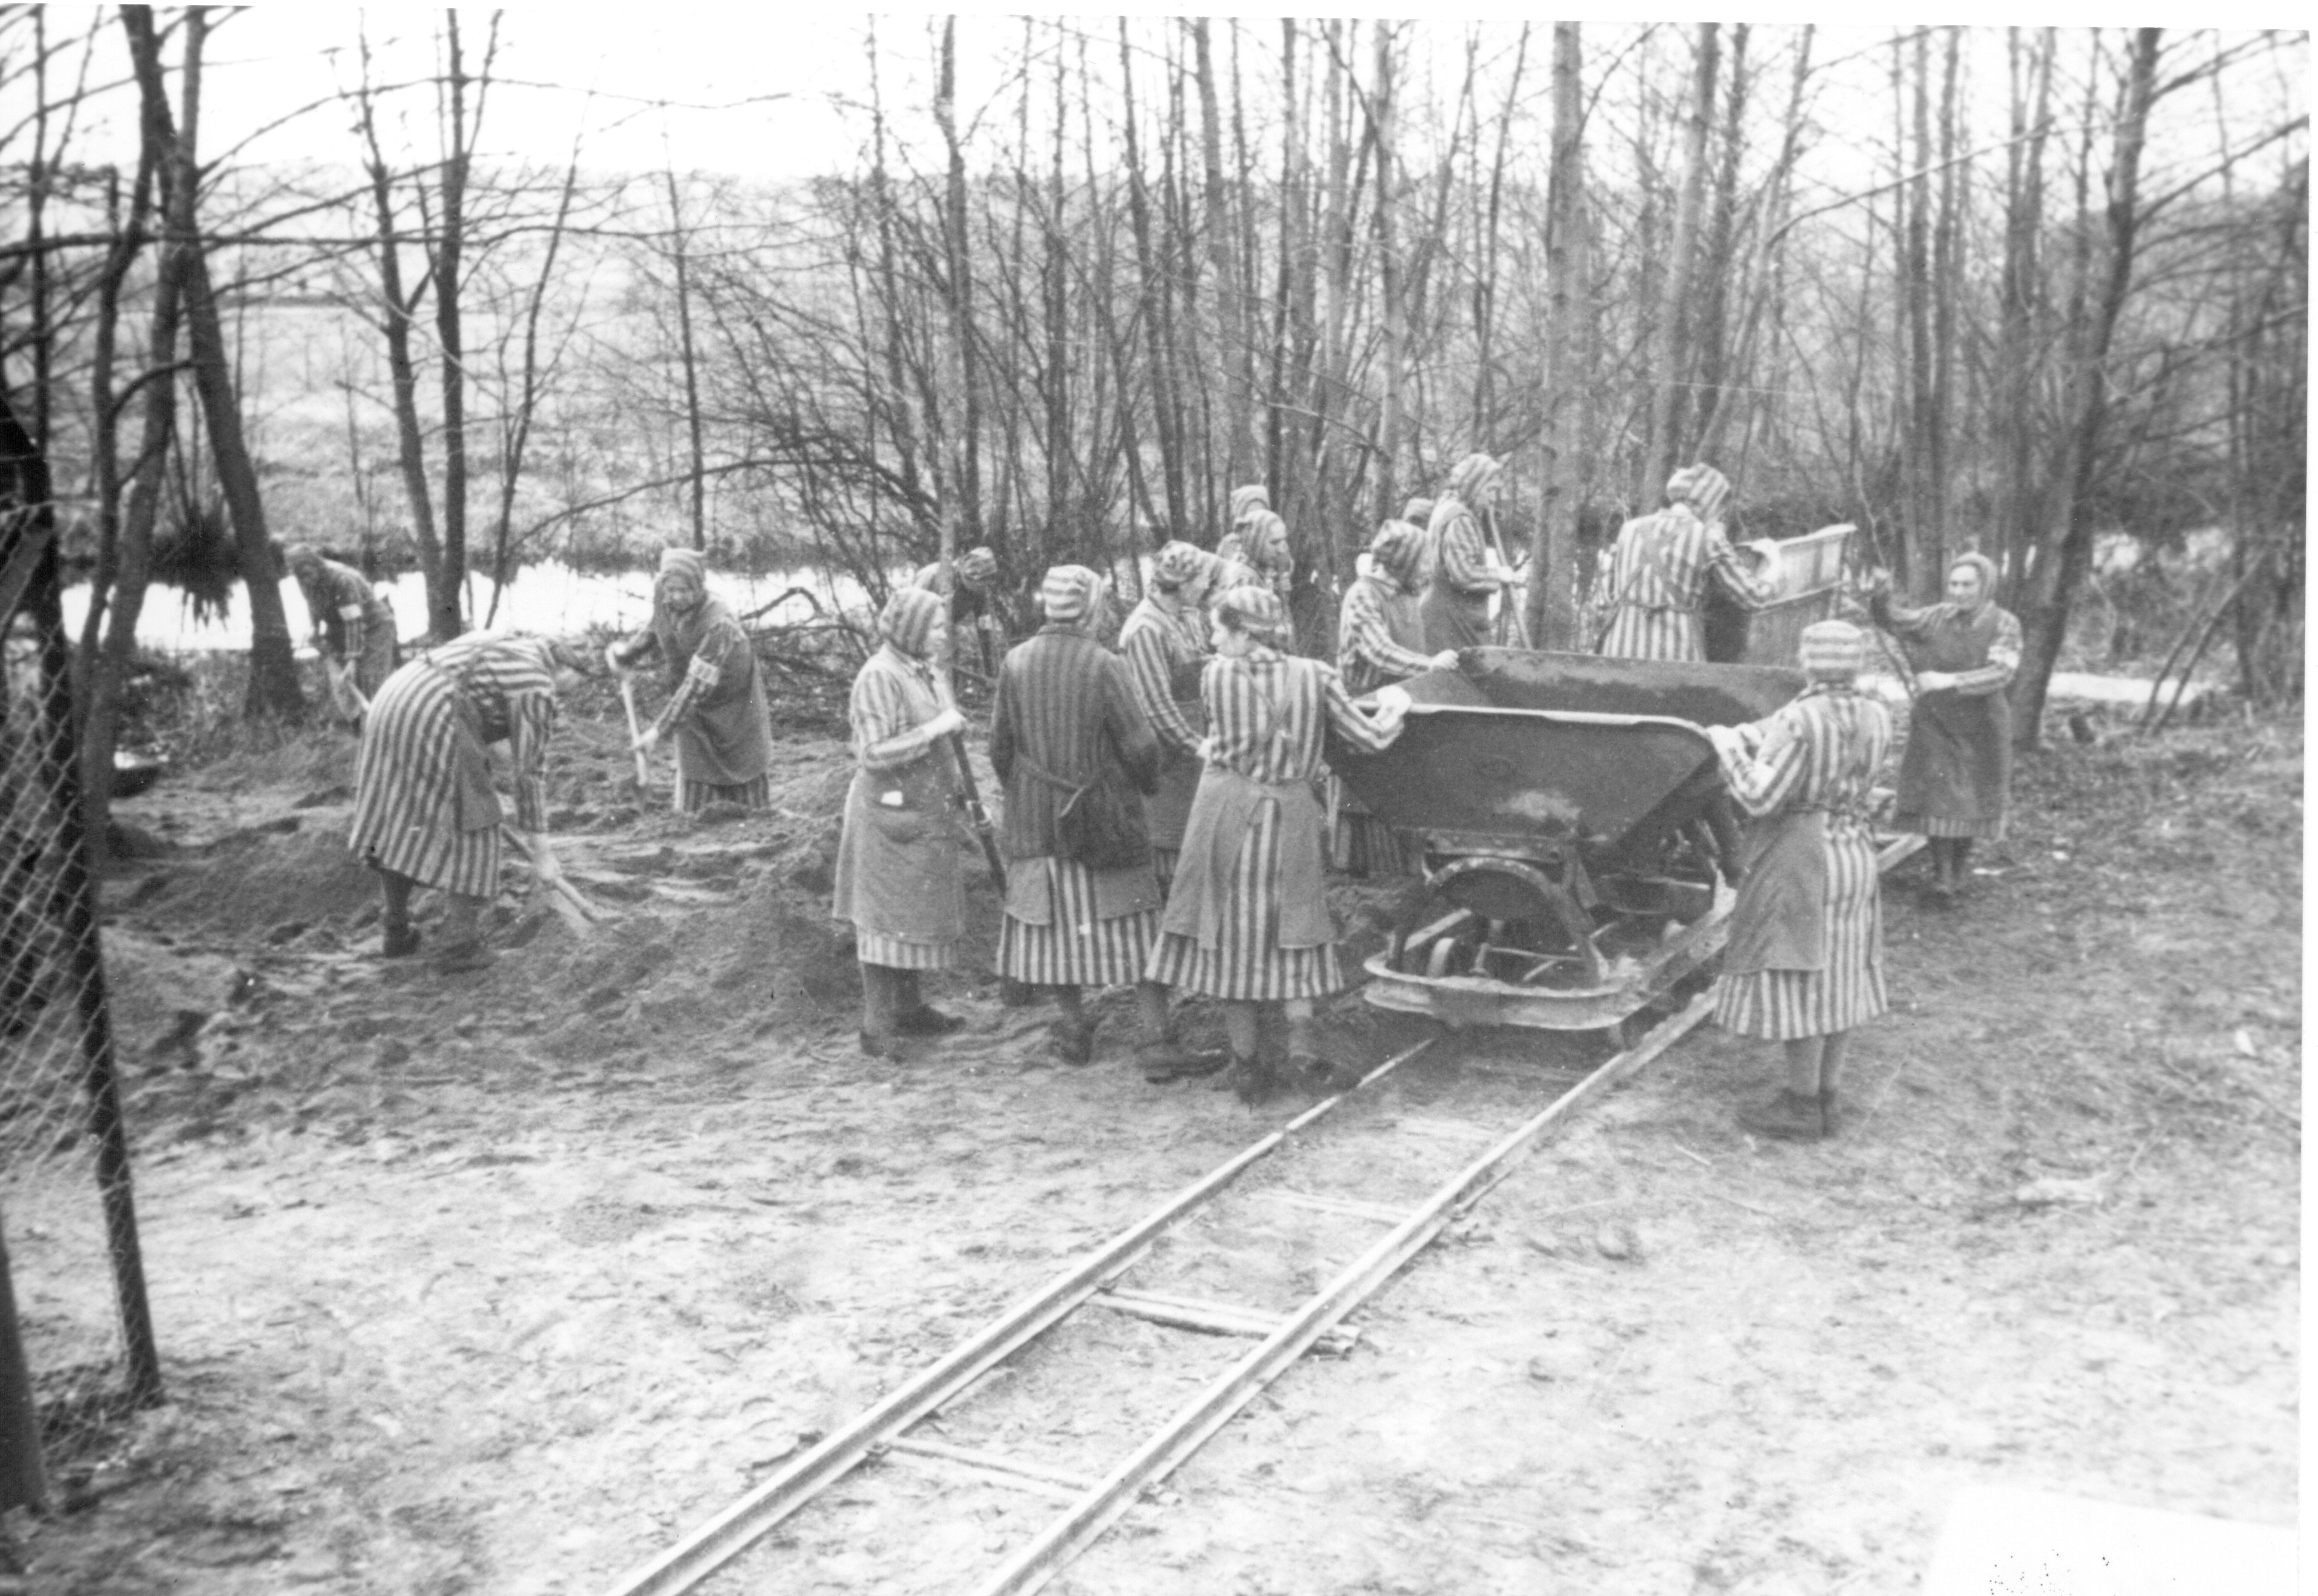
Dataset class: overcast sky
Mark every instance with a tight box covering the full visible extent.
[16,6,2305,197]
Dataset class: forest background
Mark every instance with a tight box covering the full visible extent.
[0,9,2305,834]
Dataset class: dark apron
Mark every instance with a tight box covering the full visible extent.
[1897,609,2012,828]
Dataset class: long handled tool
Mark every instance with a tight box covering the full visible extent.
[934,673,1007,891]
[502,826,612,936]
[325,659,370,724]
[616,674,654,791]
[1484,505,1532,649]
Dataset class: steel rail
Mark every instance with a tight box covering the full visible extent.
[966,988,1717,1596]
[597,1035,1440,1596]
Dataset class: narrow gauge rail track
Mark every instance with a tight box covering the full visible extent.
[606,839,1925,1596]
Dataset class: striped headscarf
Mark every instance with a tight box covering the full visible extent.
[1370,520,1428,588]
[658,546,707,582]
[1039,564,1103,625]
[1151,540,1209,592]
[880,585,945,658]
[1214,583,1291,646]
[1228,484,1270,525]
[1448,452,1502,508]
[1401,497,1435,529]
[1682,464,1733,526]
[956,546,999,586]
[655,544,707,613]
[1242,510,1292,575]
[1799,620,1867,682]
[1947,551,1999,607]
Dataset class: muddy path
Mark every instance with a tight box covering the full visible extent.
[6,701,2298,1595]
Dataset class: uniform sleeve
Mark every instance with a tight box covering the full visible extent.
[1320,663,1402,753]
[655,616,746,732]
[1201,658,1259,771]
[1947,608,2022,697]
[506,688,557,833]
[1101,655,1163,794]
[1867,588,1936,639]
[1436,509,1493,595]
[1704,528,1774,608]
[1338,582,1436,681]
[612,625,662,670]
[1716,708,1810,819]
[1122,622,1203,755]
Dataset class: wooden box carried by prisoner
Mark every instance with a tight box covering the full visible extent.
[1703,523,1858,667]
[1327,649,1803,1039]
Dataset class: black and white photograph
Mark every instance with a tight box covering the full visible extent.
[0,8,2304,1593]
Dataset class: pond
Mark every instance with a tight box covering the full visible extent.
[60,560,882,654]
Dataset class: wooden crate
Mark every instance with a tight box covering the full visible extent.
[1705,524,1856,667]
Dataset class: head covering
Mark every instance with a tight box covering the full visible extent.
[1448,452,1502,508]
[1151,540,1209,592]
[658,546,707,582]
[1798,620,1867,682]
[1214,583,1291,646]
[1370,520,1427,588]
[1665,464,1702,507]
[1401,497,1435,529]
[1947,551,1998,605]
[1228,484,1270,525]
[956,546,999,586]
[1209,554,1258,599]
[282,542,321,576]
[1243,510,1292,575]
[1039,565,1103,625]
[880,585,944,657]
[1682,464,1733,525]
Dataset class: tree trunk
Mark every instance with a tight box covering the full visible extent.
[431,10,474,639]
[2012,28,2164,747]
[1371,22,1407,519]
[663,167,707,550]
[142,7,303,719]
[933,18,984,573]
[1191,20,1248,492]
[1996,29,2056,580]
[1530,22,1586,648]
[1643,25,1718,499]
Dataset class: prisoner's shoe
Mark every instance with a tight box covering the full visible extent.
[895,1005,966,1037]
[1291,1052,1358,1094]
[381,926,422,960]
[1737,1088,1826,1142]
[859,1029,898,1059]
[1230,1055,1282,1108]
[431,937,495,975]
[1138,1040,1228,1084]
[1048,1013,1098,1067]
[999,978,1039,1009]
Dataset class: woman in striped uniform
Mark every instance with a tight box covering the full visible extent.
[1419,453,1515,653]
[349,631,581,972]
[608,548,776,814]
[1146,586,1410,1103]
[1334,520,1456,877]
[1117,542,1217,893]
[1867,553,2022,904]
[1215,483,1270,568]
[831,587,970,1056]
[1707,620,1893,1141]
[1591,464,1772,661]
[992,566,1213,1077]
[283,543,400,716]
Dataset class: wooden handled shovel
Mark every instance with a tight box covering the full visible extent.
[616,674,653,792]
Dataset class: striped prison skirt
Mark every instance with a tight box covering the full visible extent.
[674,771,773,815]
[855,930,959,971]
[348,665,502,899]
[996,858,1158,989]
[1903,810,2007,841]
[1715,822,1887,1040]
[1144,799,1345,1003]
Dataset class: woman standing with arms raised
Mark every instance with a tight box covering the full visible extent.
[1707,621,1893,1141]
[1146,585,1410,1104]
[1868,553,2022,904]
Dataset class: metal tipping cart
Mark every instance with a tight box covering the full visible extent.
[1328,649,1807,1038]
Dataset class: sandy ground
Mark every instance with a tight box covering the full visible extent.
[2,689,2298,1596]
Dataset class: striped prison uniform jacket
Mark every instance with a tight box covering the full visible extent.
[1713,684,1893,1040]
[1144,650,1397,1003]
[989,626,1162,988]
[348,632,559,898]
[1593,506,1771,662]
[1336,573,1434,696]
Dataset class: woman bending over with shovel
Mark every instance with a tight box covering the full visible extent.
[606,547,776,813]
[349,632,585,973]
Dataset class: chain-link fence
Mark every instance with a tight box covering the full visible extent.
[2,417,161,1514]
